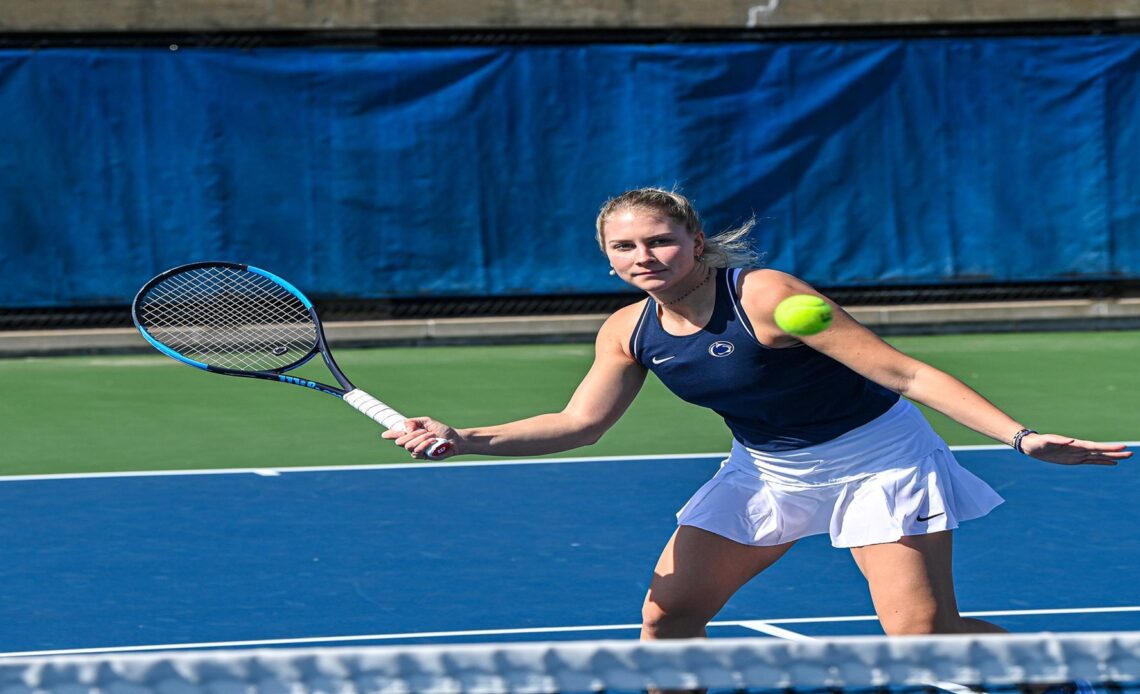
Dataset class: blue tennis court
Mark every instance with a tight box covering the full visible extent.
[1,446,1137,657]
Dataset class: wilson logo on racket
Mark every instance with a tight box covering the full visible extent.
[279,375,319,389]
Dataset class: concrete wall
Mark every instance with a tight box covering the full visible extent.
[5,1,1140,32]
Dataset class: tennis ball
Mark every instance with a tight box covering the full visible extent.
[774,294,833,336]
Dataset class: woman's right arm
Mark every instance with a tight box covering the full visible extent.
[383,305,648,459]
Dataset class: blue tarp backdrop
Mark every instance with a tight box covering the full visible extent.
[1,35,1139,307]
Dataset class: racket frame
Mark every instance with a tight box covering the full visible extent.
[132,261,452,457]
[132,260,354,396]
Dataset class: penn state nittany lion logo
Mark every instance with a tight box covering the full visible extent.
[708,341,734,357]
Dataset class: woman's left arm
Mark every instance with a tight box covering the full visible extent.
[741,270,1132,466]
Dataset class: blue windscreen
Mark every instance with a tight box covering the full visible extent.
[1,35,1138,306]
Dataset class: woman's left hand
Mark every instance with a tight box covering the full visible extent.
[1020,433,1133,466]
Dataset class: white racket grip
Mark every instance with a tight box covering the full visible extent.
[343,388,452,459]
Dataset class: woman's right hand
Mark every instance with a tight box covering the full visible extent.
[382,417,460,459]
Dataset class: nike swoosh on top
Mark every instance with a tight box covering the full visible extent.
[916,512,945,522]
[651,356,676,364]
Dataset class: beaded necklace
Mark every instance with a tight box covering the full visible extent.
[663,267,713,306]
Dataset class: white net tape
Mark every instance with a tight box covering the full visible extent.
[3,633,1140,694]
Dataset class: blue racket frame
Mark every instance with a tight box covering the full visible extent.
[131,261,356,398]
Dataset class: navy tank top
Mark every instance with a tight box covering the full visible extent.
[630,267,899,452]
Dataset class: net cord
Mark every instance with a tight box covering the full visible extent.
[3,632,1138,694]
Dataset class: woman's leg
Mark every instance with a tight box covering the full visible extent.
[849,530,1005,635]
[642,525,795,640]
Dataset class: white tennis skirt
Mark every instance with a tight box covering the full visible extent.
[676,399,1004,548]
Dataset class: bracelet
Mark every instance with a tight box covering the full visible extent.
[1012,428,1038,454]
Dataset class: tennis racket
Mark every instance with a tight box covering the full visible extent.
[132,261,452,458]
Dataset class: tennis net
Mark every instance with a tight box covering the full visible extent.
[3,632,1138,693]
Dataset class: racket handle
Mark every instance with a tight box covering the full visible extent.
[343,388,452,459]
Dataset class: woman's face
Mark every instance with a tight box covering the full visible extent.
[602,209,703,292]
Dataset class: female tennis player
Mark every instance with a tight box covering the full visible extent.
[383,187,1131,639]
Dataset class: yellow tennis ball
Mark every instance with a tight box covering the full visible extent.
[774,294,833,336]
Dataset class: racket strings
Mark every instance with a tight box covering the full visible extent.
[137,266,318,372]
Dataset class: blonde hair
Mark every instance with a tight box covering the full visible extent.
[595,187,760,268]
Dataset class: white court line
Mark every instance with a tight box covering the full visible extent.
[3,443,1138,483]
[0,452,729,483]
[736,621,816,641]
[0,624,645,658]
[3,605,1138,659]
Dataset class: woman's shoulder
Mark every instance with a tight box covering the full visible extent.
[594,299,650,356]
[734,267,798,288]
[734,268,822,333]
[603,298,650,334]
[733,268,806,302]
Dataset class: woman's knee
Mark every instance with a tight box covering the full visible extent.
[877,604,957,635]
[881,610,1007,636]
[640,592,712,639]
[640,527,793,640]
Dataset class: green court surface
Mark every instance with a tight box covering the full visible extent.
[1,330,1137,476]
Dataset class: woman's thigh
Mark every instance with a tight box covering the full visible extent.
[849,530,974,634]
[644,525,795,630]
